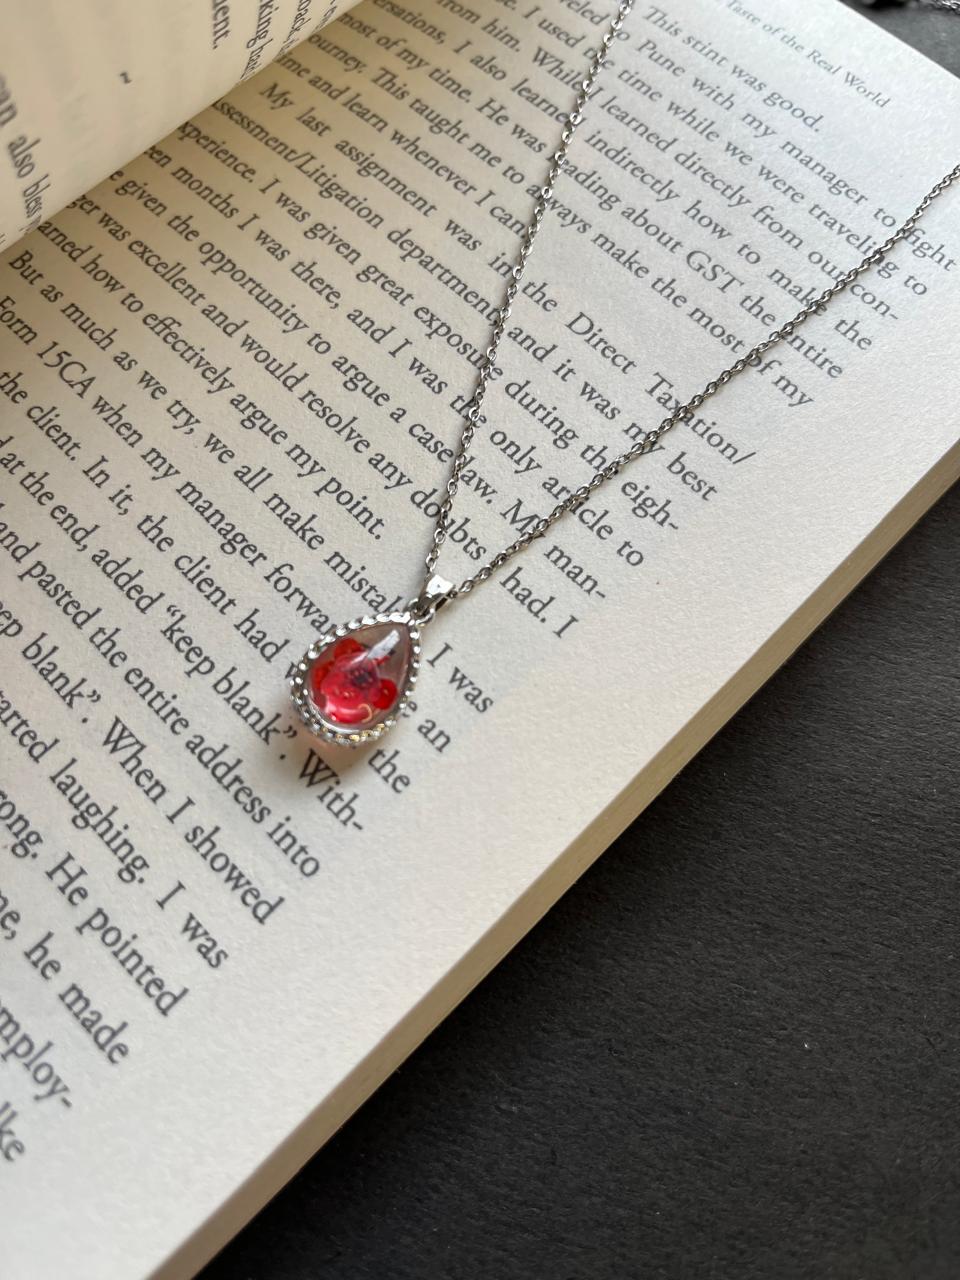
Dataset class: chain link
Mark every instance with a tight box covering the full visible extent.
[419,0,960,604]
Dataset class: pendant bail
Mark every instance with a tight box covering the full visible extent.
[410,574,455,624]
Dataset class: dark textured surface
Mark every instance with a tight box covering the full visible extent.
[200,10,960,1280]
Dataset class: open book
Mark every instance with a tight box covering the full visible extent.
[2,0,958,1274]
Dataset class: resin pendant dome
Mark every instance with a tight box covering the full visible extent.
[291,615,420,746]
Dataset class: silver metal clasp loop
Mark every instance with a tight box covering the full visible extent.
[409,574,456,625]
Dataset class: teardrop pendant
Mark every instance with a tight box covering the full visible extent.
[290,614,421,747]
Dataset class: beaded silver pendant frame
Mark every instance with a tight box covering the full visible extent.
[290,612,422,748]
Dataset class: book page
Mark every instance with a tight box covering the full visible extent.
[0,0,361,252]
[1,1,959,1276]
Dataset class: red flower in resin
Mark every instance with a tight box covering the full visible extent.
[309,635,399,727]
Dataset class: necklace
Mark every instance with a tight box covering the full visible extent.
[290,0,960,748]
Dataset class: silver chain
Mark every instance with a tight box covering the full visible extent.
[416,0,960,611]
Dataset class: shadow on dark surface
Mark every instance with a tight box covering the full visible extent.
[200,8,960,1279]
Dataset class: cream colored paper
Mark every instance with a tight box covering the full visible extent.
[0,0,358,251]
[0,1,958,1276]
